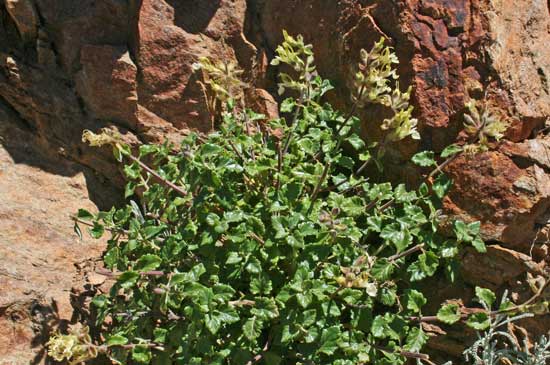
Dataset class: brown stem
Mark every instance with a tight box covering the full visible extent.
[427,153,460,180]
[246,339,270,365]
[248,232,265,246]
[309,162,331,207]
[411,278,550,323]
[388,244,425,262]
[275,141,282,197]
[126,154,188,197]
[378,198,395,212]
[72,216,129,235]
[282,103,303,156]
[374,345,434,363]
[365,198,379,211]
[95,268,165,278]
[227,139,246,161]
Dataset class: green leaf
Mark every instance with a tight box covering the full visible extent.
[243,316,263,341]
[132,346,152,364]
[371,259,394,281]
[466,312,491,330]
[437,303,461,324]
[471,237,487,253]
[412,151,436,167]
[143,225,165,239]
[91,295,108,308]
[205,313,222,334]
[475,287,496,309]
[135,254,162,272]
[371,314,399,340]
[106,334,128,346]
[405,290,427,313]
[347,134,366,150]
[117,271,140,289]
[380,224,412,252]
[404,327,428,352]
[88,222,105,239]
[432,174,452,199]
[250,274,273,295]
[201,143,223,157]
[77,209,94,220]
[281,98,296,113]
[441,144,463,158]
[317,326,341,355]
[251,298,279,320]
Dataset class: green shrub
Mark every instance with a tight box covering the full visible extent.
[50,32,490,365]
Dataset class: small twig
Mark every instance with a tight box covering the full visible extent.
[427,153,461,180]
[229,299,256,307]
[411,278,550,324]
[378,198,395,212]
[388,244,425,262]
[227,139,246,161]
[275,141,282,197]
[127,154,188,197]
[246,339,270,365]
[282,102,303,156]
[248,232,265,246]
[72,216,129,235]
[355,158,372,176]
[365,198,379,211]
[95,268,165,278]
[374,344,434,364]
[309,162,331,207]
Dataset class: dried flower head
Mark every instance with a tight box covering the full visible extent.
[47,324,98,365]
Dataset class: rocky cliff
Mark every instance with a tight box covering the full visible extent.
[0,0,549,363]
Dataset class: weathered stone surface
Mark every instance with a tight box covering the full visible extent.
[485,0,550,122]
[4,0,38,42]
[444,151,550,250]
[131,0,257,132]
[75,45,139,130]
[0,103,117,365]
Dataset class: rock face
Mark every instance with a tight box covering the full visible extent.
[0,102,118,365]
[0,0,549,362]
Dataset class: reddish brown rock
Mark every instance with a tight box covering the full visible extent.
[4,0,38,42]
[445,151,550,250]
[0,104,116,365]
[76,45,139,130]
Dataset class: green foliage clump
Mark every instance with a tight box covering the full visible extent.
[56,34,489,365]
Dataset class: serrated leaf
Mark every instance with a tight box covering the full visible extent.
[88,222,105,239]
[405,290,427,313]
[466,312,491,330]
[404,327,428,352]
[107,334,128,346]
[441,144,463,158]
[437,303,461,324]
[412,151,436,167]
[475,287,496,309]
[317,326,340,355]
[347,134,366,150]
[243,316,263,341]
[117,271,140,289]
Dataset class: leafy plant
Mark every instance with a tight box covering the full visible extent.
[52,33,486,365]
[462,99,508,154]
[462,290,550,365]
